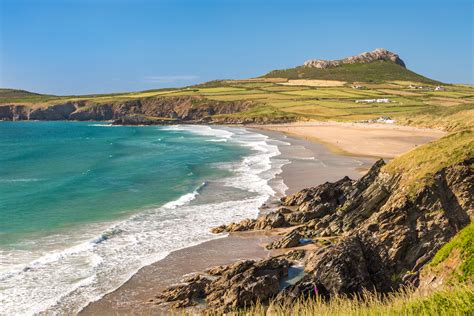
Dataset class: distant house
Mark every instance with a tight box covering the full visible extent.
[352,84,364,89]
[435,86,445,91]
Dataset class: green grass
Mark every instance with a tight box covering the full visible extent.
[262,60,441,84]
[383,130,474,197]
[430,222,474,282]
[225,286,474,316]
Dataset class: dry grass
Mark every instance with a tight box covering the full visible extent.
[204,285,474,316]
[278,79,346,87]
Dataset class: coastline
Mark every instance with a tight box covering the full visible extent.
[80,127,378,315]
[80,122,447,314]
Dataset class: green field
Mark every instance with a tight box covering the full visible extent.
[1,76,473,131]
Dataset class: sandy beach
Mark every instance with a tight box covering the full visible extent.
[80,123,444,315]
[255,121,447,159]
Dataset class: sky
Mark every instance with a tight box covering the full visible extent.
[0,0,473,95]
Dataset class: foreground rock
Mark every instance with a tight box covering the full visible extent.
[154,258,290,312]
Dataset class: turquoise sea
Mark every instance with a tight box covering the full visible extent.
[0,122,287,315]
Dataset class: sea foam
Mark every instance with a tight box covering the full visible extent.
[0,125,288,316]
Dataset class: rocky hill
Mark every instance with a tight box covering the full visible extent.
[263,48,439,84]
[303,48,406,69]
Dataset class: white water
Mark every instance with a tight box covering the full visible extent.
[0,126,289,315]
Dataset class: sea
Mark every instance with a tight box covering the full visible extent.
[0,121,289,315]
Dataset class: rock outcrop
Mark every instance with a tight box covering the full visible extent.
[155,151,473,312]
[154,258,290,313]
[304,48,406,69]
[199,158,473,310]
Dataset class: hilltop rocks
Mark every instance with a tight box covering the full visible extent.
[304,48,406,69]
[155,258,290,312]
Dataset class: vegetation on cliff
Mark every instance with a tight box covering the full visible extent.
[429,222,474,283]
[237,286,474,316]
[383,129,474,197]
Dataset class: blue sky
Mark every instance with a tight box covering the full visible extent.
[1,0,472,95]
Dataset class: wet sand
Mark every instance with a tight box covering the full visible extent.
[80,129,378,315]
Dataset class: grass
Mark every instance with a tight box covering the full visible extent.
[219,286,474,316]
[429,222,474,283]
[383,130,474,197]
[262,60,441,84]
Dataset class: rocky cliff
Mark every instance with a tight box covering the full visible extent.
[0,96,261,124]
[157,156,473,312]
[303,48,406,69]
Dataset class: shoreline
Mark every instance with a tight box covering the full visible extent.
[79,122,446,314]
[80,127,378,315]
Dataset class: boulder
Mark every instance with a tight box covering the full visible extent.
[266,229,302,249]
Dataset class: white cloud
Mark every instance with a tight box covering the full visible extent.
[143,75,199,84]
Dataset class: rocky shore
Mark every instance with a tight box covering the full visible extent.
[154,157,473,313]
[0,97,294,125]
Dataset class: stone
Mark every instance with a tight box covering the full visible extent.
[266,229,302,249]
[304,48,406,69]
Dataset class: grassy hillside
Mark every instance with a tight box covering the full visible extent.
[383,129,474,196]
[1,79,473,130]
[262,60,441,84]
[0,88,56,104]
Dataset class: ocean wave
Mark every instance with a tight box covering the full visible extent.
[88,123,115,127]
[0,178,43,183]
[0,126,289,316]
[160,125,234,141]
[162,181,206,209]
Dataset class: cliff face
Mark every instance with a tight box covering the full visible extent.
[304,48,406,69]
[277,158,472,302]
[160,157,473,311]
[0,96,256,123]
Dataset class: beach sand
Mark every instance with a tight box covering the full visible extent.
[255,121,447,159]
[80,124,442,315]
